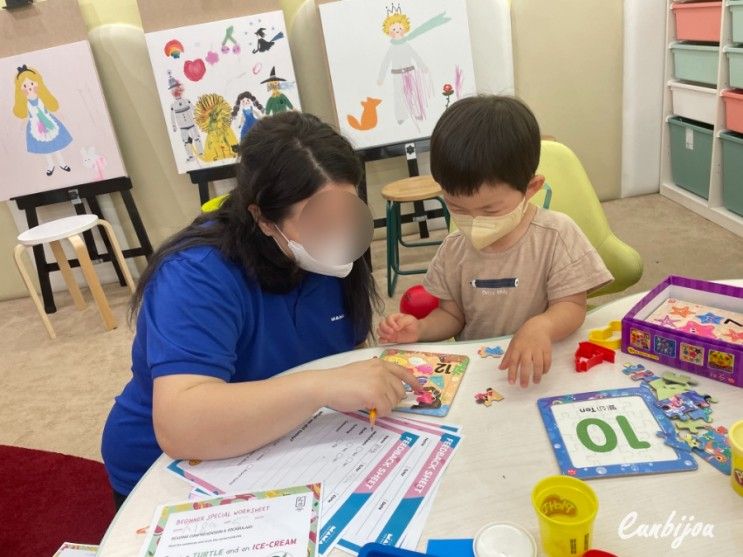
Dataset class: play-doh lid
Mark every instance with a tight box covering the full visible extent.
[473,521,537,557]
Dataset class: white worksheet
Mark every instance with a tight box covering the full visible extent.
[168,409,461,554]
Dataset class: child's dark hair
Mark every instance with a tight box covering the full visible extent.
[130,111,379,342]
[231,91,264,118]
[430,95,541,195]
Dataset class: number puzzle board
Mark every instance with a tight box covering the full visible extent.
[538,388,697,480]
[379,349,469,417]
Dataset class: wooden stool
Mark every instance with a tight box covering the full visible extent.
[381,176,450,297]
[13,215,136,339]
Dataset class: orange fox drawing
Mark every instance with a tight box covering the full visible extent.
[347,97,382,131]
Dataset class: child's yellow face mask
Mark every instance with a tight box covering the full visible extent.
[451,198,527,250]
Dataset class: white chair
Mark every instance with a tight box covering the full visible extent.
[13,215,136,339]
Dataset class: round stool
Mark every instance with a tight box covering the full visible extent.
[13,215,136,339]
[381,176,450,297]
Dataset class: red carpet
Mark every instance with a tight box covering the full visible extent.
[0,445,116,556]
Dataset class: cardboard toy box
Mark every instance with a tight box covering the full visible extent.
[621,276,743,387]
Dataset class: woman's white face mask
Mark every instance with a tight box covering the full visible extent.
[274,225,354,278]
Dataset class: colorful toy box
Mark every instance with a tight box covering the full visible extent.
[621,276,743,388]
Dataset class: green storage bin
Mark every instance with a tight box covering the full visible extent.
[725,45,743,88]
[671,43,720,86]
[668,116,713,199]
[720,131,743,216]
[730,0,743,44]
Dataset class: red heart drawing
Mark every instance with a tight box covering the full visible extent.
[183,58,206,82]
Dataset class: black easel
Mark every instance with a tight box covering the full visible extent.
[357,138,445,236]
[188,165,237,206]
[12,177,152,314]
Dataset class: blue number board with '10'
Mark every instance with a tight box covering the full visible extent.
[538,387,698,479]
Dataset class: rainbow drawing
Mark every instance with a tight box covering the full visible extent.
[163,39,184,59]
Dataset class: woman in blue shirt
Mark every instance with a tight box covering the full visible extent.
[101,112,419,507]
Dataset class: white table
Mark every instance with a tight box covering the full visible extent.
[98,287,743,556]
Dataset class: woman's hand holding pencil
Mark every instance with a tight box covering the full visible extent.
[316,358,422,418]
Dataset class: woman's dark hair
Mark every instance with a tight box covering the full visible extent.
[430,95,541,195]
[130,111,379,342]
[231,91,264,118]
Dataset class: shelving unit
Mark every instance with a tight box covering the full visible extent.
[660,0,743,237]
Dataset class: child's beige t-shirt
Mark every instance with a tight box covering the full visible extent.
[423,207,613,341]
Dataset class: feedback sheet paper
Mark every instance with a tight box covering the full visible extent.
[168,410,461,555]
[335,431,461,554]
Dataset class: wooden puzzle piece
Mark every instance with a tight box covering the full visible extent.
[621,363,660,383]
[656,390,715,423]
[687,407,713,423]
[674,419,713,434]
[679,390,716,407]
[688,427,732,475]
[648,378,690,400]
[657,430,693,452]
[478,346,504,358]
[622,363,646,375]
[661,371,698,387]
[630,370,660,382]
[657,403,690,421]
[474,387,503,407]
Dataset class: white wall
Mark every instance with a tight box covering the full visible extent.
[621,0,666,197]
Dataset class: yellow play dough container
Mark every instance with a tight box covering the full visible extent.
[531,475,598,557]
[730,420,743,496]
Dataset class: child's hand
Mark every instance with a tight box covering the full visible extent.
[499,316,553,388]
[377,313,421,344]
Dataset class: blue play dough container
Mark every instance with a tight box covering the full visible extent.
[359,543,431,557]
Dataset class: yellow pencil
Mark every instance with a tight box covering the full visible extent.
[369,408,377,428]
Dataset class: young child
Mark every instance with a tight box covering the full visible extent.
[378,95,613,388]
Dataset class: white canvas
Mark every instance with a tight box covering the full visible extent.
[0,40,127,202]
[145,10,300,174]
[319,0,477,150]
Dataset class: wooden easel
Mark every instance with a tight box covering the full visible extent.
[2,0,152,313]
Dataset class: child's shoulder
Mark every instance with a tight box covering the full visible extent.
[530,207,585,239]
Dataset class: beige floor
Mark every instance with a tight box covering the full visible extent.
[2,194,743,463]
